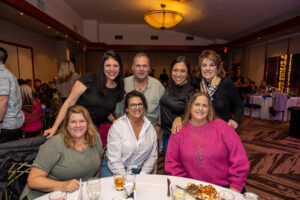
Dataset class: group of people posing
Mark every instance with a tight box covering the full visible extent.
[17,49,249,200]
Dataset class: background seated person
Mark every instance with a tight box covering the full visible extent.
[165,92,249,193]
[100,91,157,177]
[20,84,43,138]
[20,105,103,200]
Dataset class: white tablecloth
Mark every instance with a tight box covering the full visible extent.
[244,96,300,121]
[35,174,245,200]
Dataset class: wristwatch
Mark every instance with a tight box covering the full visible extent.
[0,120,3,124]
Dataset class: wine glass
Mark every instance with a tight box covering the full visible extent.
[48,191,67,200]
[87,178,101,200]
[218,190,235,200]
[123,174,135,197]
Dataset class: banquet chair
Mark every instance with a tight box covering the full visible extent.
[0,136,47,200]
[270,92,288,120]
[245,94,261,118]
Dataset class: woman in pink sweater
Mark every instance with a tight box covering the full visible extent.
[165,92,249,193]
[20,84,43,138]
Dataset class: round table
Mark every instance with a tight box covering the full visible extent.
[35,174,245,200]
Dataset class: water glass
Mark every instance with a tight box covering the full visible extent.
[171,185,186,200]
[48,191,67,200]
[123,174,136,196]
[113,172,126,191]
[87,178,101,200]
[218,190,235,200]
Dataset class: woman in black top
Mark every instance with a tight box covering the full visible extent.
[44,50,125,138]
[192,50,243,129]
[160,56,194,156]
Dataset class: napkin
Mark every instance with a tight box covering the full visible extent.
[75,179,82,200]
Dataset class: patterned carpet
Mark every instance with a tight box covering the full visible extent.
[157,117,300,200]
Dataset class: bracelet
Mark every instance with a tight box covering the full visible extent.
[0,120,3,124]
[156,124,161,127]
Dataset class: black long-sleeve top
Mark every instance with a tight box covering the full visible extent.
[191,77,244,124]
[160,80,194,136]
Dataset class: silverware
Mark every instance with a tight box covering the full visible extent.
[175,185,204,200]
[167,178,171,197]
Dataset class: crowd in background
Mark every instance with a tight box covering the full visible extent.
[0,47,250,200]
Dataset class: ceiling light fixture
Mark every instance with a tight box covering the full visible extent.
[144,4,183,30]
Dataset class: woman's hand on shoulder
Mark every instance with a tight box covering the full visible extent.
[227,119,238,129]
[171,117,183,134]
[43,127,57,139]
[61,179,80,192]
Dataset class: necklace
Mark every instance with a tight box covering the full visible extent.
[190,123,206,163]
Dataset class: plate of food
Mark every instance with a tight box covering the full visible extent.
[185,183,218,200]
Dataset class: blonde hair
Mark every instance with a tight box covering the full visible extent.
[57,61,75,83]
[20,84,34,113]
[198,50,226,79]
[59,105,98,148]
[183,92,216,124]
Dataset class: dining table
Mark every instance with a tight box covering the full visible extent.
[35,174,246,200]
[244,95,300,121]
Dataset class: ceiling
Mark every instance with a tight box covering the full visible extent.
[0,0,299,49]
[64,0,300,41]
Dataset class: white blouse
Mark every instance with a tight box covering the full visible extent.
[107,115,158,174]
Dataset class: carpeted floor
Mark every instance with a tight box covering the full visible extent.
[157,117,300,200]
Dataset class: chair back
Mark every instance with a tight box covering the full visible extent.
[0,136,47,200]
[272,92,288,112]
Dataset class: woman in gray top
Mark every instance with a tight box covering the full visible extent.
[21,105,103,200]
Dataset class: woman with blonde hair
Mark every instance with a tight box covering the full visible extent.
[56,60,80,103]
[21,105,103,200]
[20,84,43,138]
[165,92,249,193]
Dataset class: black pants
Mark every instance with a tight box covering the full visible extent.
[0,128,22,143]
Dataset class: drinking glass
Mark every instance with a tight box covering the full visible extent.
[123,174,135,197]
[113,172,126,191]
[218,190,235,200]
[171,185,185,200]
[87,178,101,200]
[48,191,67,200]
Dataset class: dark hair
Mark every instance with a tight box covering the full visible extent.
[0,47,8,64]
[123,91,148,114]
[25,79,32,83]
[18,79,27,86]
[96,50,125,101]
[168,56,191,96]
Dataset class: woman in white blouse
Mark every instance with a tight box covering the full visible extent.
[100,91,158,177]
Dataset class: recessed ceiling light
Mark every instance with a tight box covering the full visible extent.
[77,41,80,44]
[65,34,68,38]
[47,26,51,29]
[257,37,261,40]
[19,12,24,15]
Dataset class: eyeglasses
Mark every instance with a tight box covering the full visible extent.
[129,103,144,108]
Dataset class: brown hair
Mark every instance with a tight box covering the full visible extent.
[183,92,216,124]
[57,60,74,83]
[198,50,226,79]
[132,52,150,66]
[59,105,98,148]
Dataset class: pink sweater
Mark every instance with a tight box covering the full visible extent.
[165,119,249,192]
[21,99,43,132]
